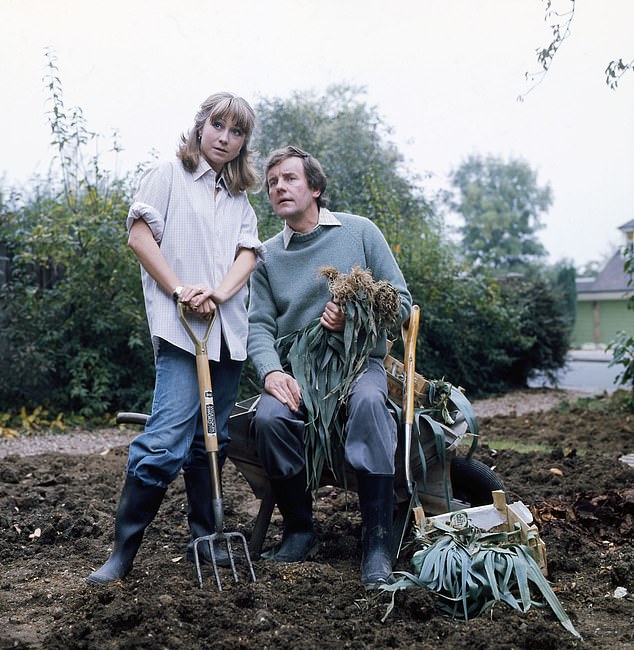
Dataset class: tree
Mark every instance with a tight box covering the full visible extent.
[498,272,571,387]
[246,87,569,397]
[448,154,552,272]
[0,64,576,416]
[550,260,577,332]
[243,85,448,392]
[250,85,434,244]
[0,52,155,417]
[607,242,634,409]
[576,259,601,279]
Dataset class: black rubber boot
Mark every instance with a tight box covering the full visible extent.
[357,473,395,589]
[270,472,318,563]
[183,465,231,567]
[86,475,167,585]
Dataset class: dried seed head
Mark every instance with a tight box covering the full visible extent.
[318,265,401,331]
[319,266,339,283]
[375,280,402,330]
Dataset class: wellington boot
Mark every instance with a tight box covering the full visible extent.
[86,475,166,585]
[269,472,318,563]
[357,473,395,589]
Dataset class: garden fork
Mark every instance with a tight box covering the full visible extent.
[178,302,256,590]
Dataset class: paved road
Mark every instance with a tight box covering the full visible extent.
[528,349,623,394]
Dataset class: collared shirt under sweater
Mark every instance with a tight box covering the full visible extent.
[248,208,412,382]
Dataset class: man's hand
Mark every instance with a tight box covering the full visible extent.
[264,371,302,411]
[320,300,345,332]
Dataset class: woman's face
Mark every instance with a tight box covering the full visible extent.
[199,114,246,173]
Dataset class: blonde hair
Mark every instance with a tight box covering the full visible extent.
[177,92,260,193]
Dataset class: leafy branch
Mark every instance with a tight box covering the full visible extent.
[605,57,634,90]
[519,0,632,101]
[519,0,576,101]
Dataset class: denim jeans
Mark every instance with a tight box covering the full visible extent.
[127,338,242,488]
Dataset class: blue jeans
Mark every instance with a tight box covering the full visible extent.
[127,338,242,488]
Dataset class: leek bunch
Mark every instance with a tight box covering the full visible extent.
[404,380,479,508]
[275,265,401,489]
[381,522,581,639]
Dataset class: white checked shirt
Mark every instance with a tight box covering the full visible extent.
[127,158,265,361]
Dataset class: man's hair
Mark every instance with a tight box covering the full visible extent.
[264,145,329,208]
[177,92,260,194]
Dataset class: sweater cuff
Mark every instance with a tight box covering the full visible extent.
[257,362,284,383]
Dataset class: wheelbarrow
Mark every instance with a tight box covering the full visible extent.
[224,305,507,561]
[119,305,506,565]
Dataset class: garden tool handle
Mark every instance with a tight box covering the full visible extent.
[177,301,215,355]
[401,305,420,426]
[178,303,223,514]
[401,305,420,494]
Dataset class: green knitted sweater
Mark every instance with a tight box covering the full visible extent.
[247,211,412,382]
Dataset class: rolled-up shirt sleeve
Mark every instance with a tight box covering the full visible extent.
[127,201,165,242]
[125,165,173,242]
[237,202,266,261]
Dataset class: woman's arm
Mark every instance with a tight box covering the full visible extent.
[191,247,257,307]
[128,219,181,295]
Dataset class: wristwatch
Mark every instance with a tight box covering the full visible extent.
[172,285,184,303]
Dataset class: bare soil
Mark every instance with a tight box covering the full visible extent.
[1,389,633,649]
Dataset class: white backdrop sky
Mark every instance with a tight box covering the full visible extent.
[2,0,633,267]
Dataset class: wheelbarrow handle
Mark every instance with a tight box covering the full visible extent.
[401,305,420,493]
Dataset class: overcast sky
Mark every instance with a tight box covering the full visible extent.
[2,0,633,268]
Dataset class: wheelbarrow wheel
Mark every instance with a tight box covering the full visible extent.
[450,456,508,507]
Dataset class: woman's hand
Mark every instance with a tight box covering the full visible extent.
[181,285,217,318]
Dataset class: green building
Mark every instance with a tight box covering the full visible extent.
[573,219,634,348]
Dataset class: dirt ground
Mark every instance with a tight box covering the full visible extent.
[1,389,632,649]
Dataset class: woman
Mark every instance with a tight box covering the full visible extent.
[87,92,264,585]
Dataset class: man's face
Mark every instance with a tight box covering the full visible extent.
[266,156,320,227]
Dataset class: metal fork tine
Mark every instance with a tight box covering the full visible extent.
[209,538,222,591]
[192,532,256,590]
[225,531,257,583]
[225,537,239,583]
[176,306,257,590]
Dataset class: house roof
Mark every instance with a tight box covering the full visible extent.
[577,251,631,294]
[576,218,634,295]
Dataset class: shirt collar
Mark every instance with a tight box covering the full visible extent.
[282,208,341,248]
[193,159,231,195]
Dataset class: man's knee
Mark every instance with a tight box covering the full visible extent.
[253,406,278,433]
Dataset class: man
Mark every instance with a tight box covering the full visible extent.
[248,146,412,588]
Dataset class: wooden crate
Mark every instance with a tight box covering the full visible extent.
[384,353,430,408]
